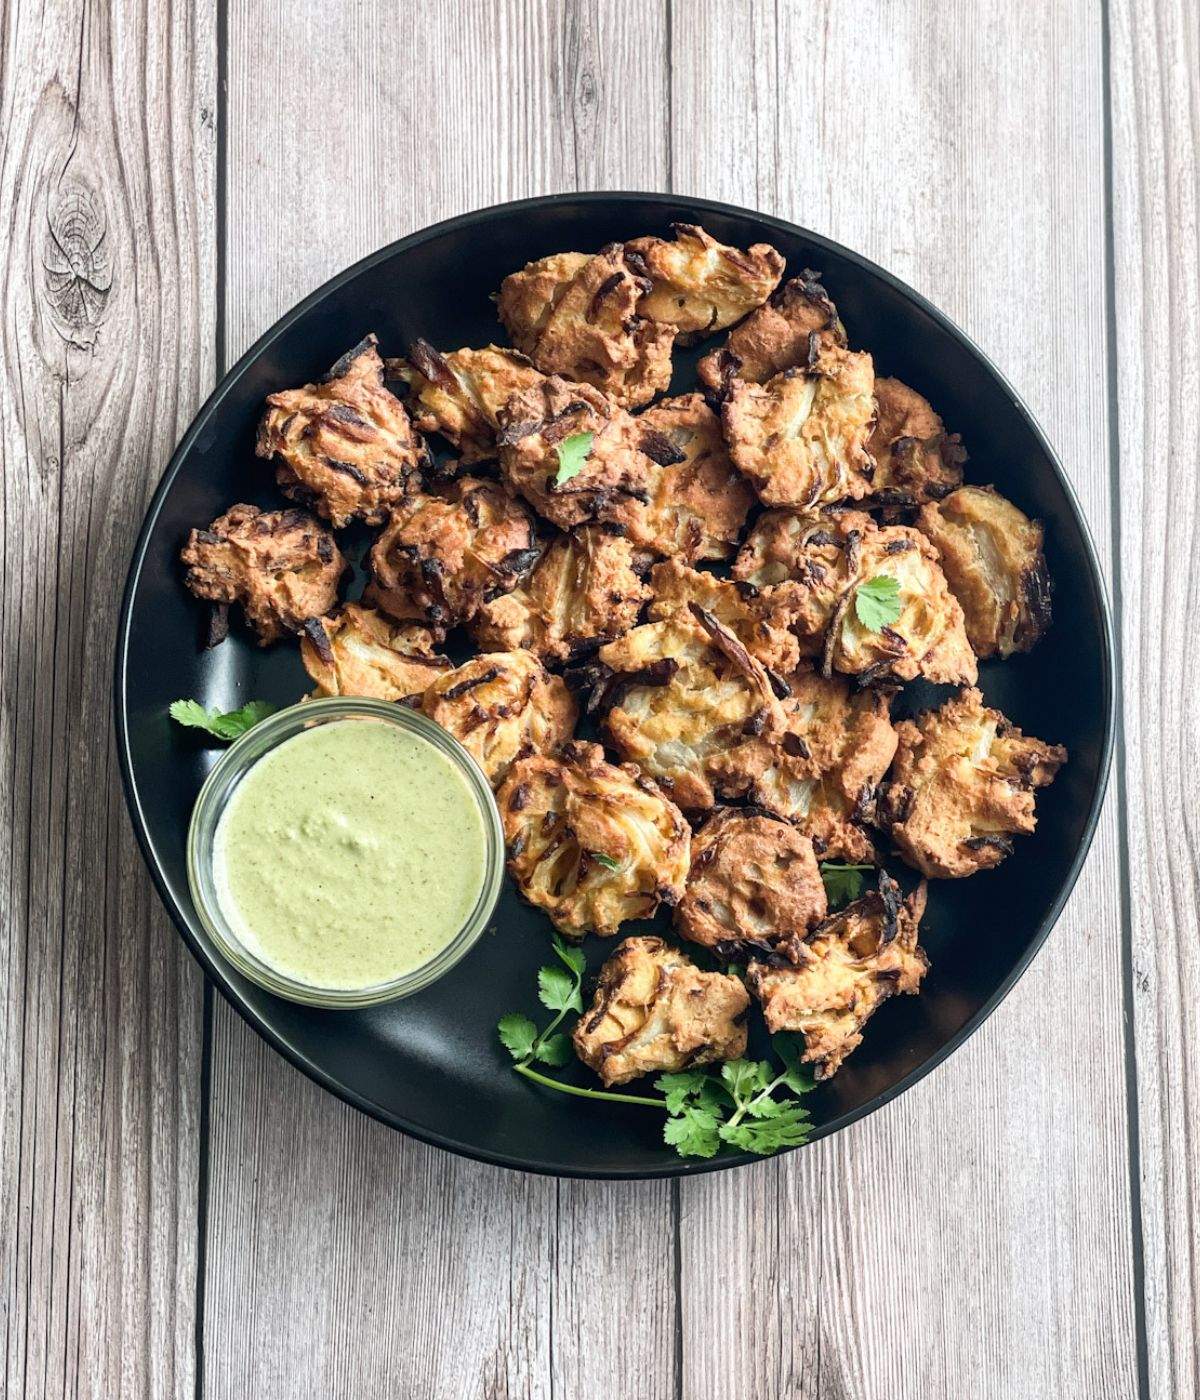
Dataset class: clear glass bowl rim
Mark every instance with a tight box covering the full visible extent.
[185,696,506,1009]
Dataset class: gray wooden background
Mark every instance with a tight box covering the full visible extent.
[1,1,1195,1396]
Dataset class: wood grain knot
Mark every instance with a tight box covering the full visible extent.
[42,178,112,347]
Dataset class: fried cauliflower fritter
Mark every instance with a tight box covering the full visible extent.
[722,345,877,509]
[880,687,1067,878]
[366,476,538,630]
[421,650,576,787]
[471,526,649,663]
[395,342,547,464]
[622,224,784,343]
[866,377,965,511]
[749,873,928,1079]
[299,603,449,701]
[675,809,827,956]
[698,271,846,394]
[498,743,691,939]
[726,669,897,862]
[823,525,977,686]
[595,605,787,810]
[496,244,675,409]
[255,336,428,527]
[572,935,749,1086]
[646,560,800,674]
[611,394,755,562]
[180,504,344,646]
[496,376,670,530]
[916,485,1052,659]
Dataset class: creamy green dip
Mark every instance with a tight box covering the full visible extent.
[213,719,488,990]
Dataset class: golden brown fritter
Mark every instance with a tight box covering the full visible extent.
[421,650,576,787]
[726,669,897,862]
[622,224,784,343]
[497,742,691,939]
[880,687,1067,878]
[611,394,755,562]
[646,560,800,674]
[180,504,344,646]
[496,376,672,530]
[749,873,928,1079]
[393,342,547,464]
[916,485,1052,659]
[471,526,649,663]
[255,336,429,527]
[822,525,977,686]
[866,377,965,511]
[698,271,846,394]
[674,809,827,956]
[496,244,675,409]
[299,603,450,701]
[366,476,538,630]
[594,605,787,811]
[721,344,877,509]
[572,935,749,1086]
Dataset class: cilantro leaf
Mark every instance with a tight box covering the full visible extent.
[719,1104,812,1155]
[537,965,582,1013]
[497,1013,538,1062]
[551,934,586,977]
[169,698,277,741]
[664,1104,722,1159]
[535,1033,574,1068]
[654,1069,708,1114]
[854,574,902,632]
[721,1059,772,1103]
[771,1033,818,1095]
[553,431,594,486]
[590,851,622,872]
[819,862,872,909]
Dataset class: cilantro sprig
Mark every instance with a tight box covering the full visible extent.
[552,431,594,486]
[854,574,902,631]
[819,861,874,909]
[497,947,816,1159]
[169,698,277,741]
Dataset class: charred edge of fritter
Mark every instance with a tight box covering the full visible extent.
[301,616,335,665]
[687,602,760,682]
[640,429,688,467]
[406,338,459,393]
[323,333,378,383]
[1020,555,1053,647]
[205,602,230,650]
[712,937,791,967]
[582,658,680,715]
[439,666,502,701]
[961,833,1015,857]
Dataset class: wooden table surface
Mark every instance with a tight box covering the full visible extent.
[1,2,1195,1396]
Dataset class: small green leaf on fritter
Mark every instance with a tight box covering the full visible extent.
[553,431,594,486]
[854,574,902,632]
[590,851,622,872]
[819,862,873,909]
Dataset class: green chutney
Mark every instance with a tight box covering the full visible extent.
[213,719,488,990]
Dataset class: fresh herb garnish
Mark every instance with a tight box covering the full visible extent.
[553,431,594,486]
[854,574,902,631]
[497,946,815,1159]
[590,851,622,871]
[819,861,874,908]
[169,698,277,741]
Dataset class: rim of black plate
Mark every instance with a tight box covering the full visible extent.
[113,190,1117,1180]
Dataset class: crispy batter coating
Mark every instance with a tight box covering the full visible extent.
[675,809,827,955]
[498,742,691,939]
[822,524,977,686]
[916,485,1052,659]
[366,476,538,630]
[698,271,846,394]
[721,345,877,509]
[496,245,675,409]
[471,526,650,663]
[572,935,749,1086]
[180,503,344,646]
[421,650,576,787]
[394,342,547,464]
[725,669,897,862]
[866,377,965,511]
[622,224,784,343]
[299,603,449,701]
[749,873,928,1079]
[255,336,428,527]
[646,560,800,674]
[611,394,755,562]
[496,376,669,530]
[594,605,787,811]
[881,687,1067,878]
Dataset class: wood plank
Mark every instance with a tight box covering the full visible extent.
[1109,1,1199,1394]
[0,0,215,1396]
[670,3,1139,1396]
[206,5,675,1398]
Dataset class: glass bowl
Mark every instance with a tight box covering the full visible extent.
[186,697,505,1008]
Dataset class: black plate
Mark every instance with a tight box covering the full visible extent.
[114,193,1114,1178]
